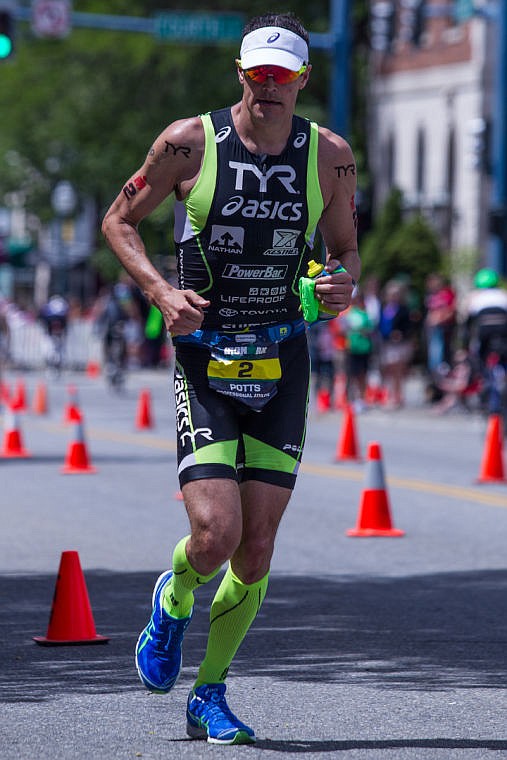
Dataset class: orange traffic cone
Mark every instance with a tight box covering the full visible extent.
[364,382,377,405]
[333,372,348,410]
[86,360,101,378]
[335,403,361,461]
[1,406,31,458]
[11,379,28,412]
[32,382,48,415]
[61,417,97,474]
[135,389,153,430]
[34,551,109,645]
[476,414,507,483]
[316,388,332,413]
[63,385,82,424]
[0,380,10,406]
[347,441,405,537]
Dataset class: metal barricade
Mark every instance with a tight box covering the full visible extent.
[7,318,103,371]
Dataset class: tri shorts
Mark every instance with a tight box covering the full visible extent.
[173,332,310,489]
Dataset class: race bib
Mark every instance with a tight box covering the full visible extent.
[207,335,281,410]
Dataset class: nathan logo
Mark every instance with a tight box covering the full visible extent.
[229,161,298,194]
[222,263,288,280]
[264,228,300,256]
[209,225,244,254]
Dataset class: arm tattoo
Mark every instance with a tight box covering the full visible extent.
[163,141,191,158]
[334,163,356,178]
[123,174,147,199]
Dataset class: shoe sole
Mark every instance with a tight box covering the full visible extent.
[134,570,178,694]
[186,723,255,745]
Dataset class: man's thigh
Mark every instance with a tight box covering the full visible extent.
[173,333,310,489]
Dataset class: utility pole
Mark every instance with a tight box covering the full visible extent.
[329,0,351,138]
[489,1,507,274]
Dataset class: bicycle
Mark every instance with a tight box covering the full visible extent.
[104,321,128,392]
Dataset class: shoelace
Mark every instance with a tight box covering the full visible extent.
[197,689,236,723]
[149,613,184,650]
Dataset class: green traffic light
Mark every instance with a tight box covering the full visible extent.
[0,33,12,59]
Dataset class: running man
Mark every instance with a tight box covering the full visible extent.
[102,12,360,744]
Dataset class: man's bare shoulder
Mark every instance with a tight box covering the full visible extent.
[148,116,205,168]
[317,126,356,176]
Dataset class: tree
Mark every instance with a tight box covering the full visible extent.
[0,2,330,209]
[0,1,369,285]
[360,188,443,298]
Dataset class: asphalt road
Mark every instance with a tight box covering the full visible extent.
[1,367,507,759]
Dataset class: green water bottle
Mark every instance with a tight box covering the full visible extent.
[298,259,346,323]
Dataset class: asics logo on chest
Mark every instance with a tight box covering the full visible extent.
[228,161,298,194]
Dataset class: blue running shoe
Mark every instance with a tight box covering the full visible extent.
[186,683,256,744]
[135,570,192,694]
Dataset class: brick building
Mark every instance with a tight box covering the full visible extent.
[368,0,498,283]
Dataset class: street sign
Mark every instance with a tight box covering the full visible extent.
[31,0,71,39]
[153,12,244,42]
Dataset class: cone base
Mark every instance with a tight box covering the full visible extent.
[33,634,109,646]
[1,450,31,458]
[61,465,97,474]
[346,527,405,537]
[475,476,507,484]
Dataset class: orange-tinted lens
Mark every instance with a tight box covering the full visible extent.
[244,65,304,85]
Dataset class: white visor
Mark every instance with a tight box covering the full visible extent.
[239,26,308,72]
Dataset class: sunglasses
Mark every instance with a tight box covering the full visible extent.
[236,60,307,85]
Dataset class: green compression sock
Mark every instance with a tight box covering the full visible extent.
[194,565,269,687]
[162,536,221,619]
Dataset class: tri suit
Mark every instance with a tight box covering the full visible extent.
[172,107,324,488]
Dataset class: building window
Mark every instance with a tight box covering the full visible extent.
[442,125,456,248]
[387,132,395,188]
[399,0,427,47]
[416,127,426,197]
[446,126,456,198]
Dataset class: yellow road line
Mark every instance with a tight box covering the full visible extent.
[300,461,507,508]
[26,419,507,508]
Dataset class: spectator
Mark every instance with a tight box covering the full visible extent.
[0,299,10,383]
[424,273,456,375]
[342,290,374,411]
[463,267,507,369]
[379,280,414,408]
[431,348,477,415]
[308,320,336,411]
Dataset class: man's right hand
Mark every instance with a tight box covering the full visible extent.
[159,288,210,336]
